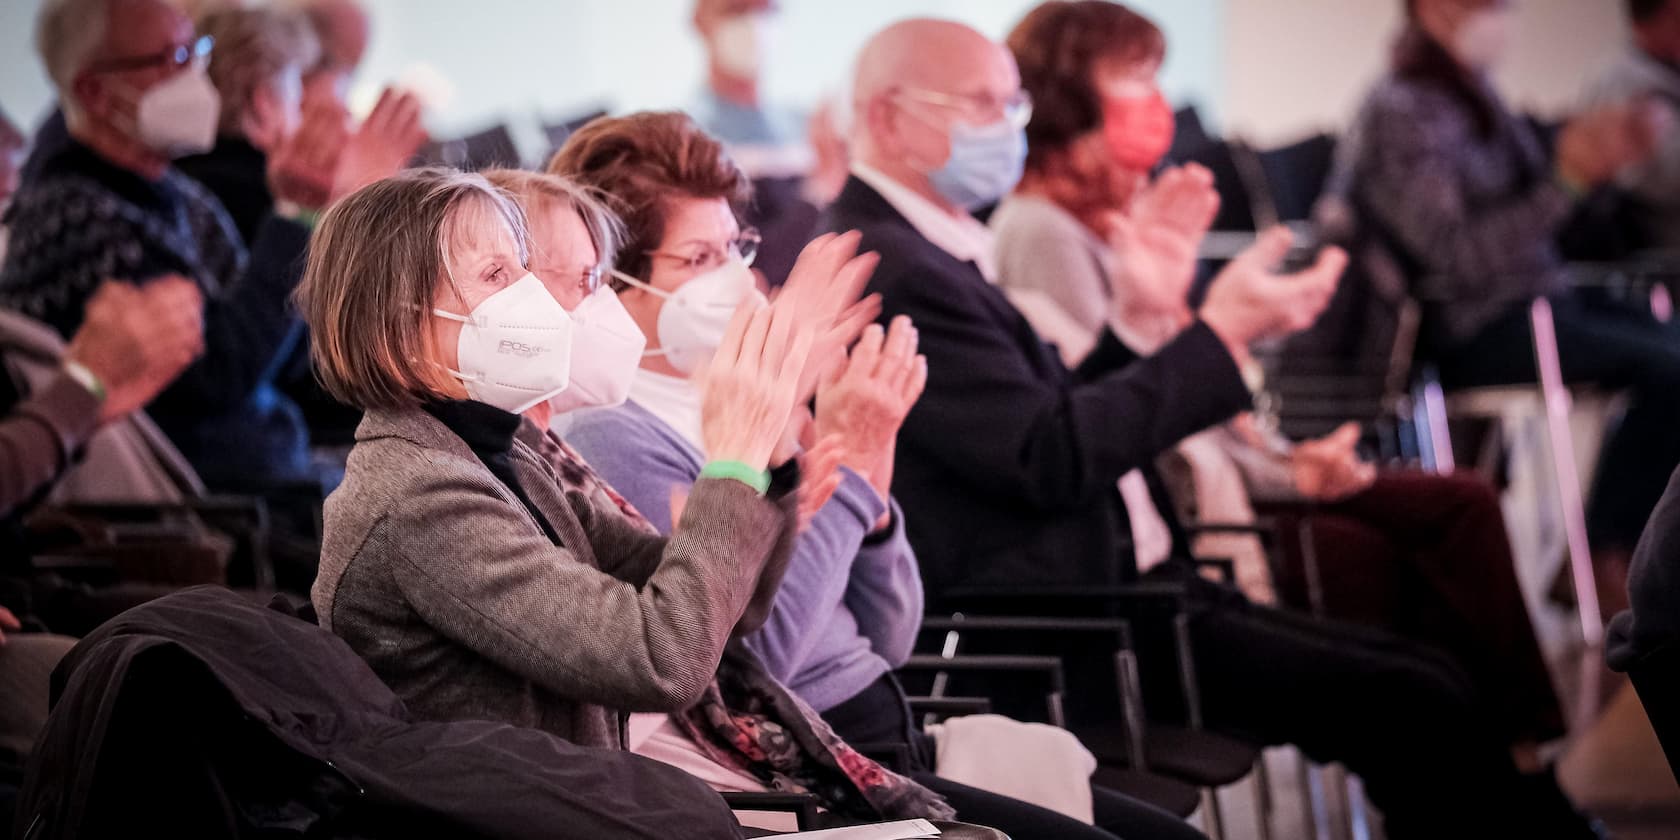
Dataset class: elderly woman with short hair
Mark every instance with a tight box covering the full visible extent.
[177,4,320,243]
[299,166,873,749]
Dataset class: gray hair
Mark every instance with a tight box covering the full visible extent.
[478,168,624,281]
[296,167,532,410]
[35,0,113,115]
[198,5,320,135]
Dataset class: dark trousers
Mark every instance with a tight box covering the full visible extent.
[1262,471,1566,746]
[823,675,1206,840]
[1137,565,1584,840]
[1437,297,1680,552]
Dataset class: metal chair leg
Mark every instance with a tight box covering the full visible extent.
[1253,756,1275,840]
[1303,760,1333,840]
[1324,764,1353,840]
[1528,297,1603,648]
[1346,773,1371,840]
[1200,787,1227,840]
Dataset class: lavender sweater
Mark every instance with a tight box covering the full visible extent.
[567,400,923,712]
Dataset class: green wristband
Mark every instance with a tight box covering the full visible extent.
[699,459,771,495]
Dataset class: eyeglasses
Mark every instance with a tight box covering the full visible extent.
[85,35,214,76]
[896,86,1034,129]
[534,264,606,297]
[646,228,762,273]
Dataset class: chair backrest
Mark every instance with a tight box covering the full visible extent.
[541,108,609,162]
[1256,134,1337,223]
[1172,139,1259,233]
[416,123,523,172]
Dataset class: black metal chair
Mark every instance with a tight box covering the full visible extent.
[920,594,1267,840]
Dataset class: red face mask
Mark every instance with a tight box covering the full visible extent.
[1101,90,1175,173]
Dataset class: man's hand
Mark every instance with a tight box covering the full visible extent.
[66,277,205,423]
[1291,422,1376,502]
[1199,226,1346,356]
[1104,164,1220,321]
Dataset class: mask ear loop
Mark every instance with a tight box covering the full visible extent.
[610,269,677,358]
[426,307,484,383]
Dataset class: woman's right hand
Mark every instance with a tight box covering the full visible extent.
[775,231,883,401]
[814,315,927,502]
[699,232,883,471]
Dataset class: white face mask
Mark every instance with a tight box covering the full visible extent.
[711,12,776,79]
[1449,8,1513,70]
[122,66,221,157]
[433,271,574,414]
[546,285,647,415]
[613,256,765,375]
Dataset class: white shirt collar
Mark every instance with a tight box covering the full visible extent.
[851,161,999,283]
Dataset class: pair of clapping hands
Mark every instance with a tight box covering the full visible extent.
[684,232,925,530]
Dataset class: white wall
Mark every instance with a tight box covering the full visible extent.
[1222,0,1630,147]
[351,0,1224,142]
[0,0,1633,152]
[0,0,1220,146]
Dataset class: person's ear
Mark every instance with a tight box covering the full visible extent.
[244,85,280,150]
[71,74,115,124]
[868,95,918,163]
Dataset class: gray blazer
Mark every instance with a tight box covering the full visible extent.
[312,407,797,750]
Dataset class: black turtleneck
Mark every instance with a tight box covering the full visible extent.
[423,400,562,546]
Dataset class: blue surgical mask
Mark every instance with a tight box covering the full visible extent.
[926,117,1027,211]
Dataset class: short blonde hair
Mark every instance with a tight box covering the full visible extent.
[198,5,320,136]
[479,169,624,280]
[297,168,530,411]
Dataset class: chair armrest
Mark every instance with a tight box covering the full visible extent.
[940,581,1212,733]
[907,695,992,719]
[1188,556,1234,583]
[901,654,1065,690]
[921,614,1135,648]
[62,496,276,592]
[721,792,819,832]
[901,653,1067,728]
[944,581,1195,613]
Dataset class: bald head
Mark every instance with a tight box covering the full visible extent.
[852,19,1010,118]
[849,18,1021,210]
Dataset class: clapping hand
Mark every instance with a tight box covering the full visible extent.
[1199,226,1346,355]
[814,315,927,505]
[330,88,428,203]
[1104,164,1220,318]
[67,276,205,423]
[267,96,349,210]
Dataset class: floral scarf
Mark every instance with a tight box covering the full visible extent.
[531,427,954,823]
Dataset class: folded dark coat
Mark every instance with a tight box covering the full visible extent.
[11,586,745,840]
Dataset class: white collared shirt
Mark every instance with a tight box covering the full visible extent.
[850,161,999,283]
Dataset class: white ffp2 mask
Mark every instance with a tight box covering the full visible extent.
[547,286,647,415]
[433,272,574,413]
[613,257,765,375]
[711,12,777,79]
[128,66,221,158]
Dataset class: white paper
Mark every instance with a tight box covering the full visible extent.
[772,818,942,840]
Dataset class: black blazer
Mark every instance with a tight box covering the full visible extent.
[824,176,1251,600]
